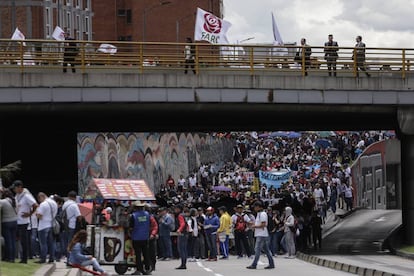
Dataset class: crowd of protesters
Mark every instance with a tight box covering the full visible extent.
[0,130,394,273]
[153,130,393,261]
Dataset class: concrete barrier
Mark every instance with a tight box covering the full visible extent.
[296,252,398,276]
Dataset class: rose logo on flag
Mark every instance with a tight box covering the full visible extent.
[203,13,222,34]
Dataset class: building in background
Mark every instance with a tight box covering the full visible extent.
[0,1,223,43]
[0,0,93,40]
[91,0,223,42]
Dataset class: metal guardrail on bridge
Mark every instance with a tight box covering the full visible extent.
[1,39,414,78]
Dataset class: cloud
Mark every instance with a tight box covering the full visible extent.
[223,0,414,48]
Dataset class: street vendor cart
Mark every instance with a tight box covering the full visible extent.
[83,178,155,275]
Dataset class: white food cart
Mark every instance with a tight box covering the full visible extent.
[84,178,155,275]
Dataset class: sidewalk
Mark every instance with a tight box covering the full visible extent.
[34,260,80,276]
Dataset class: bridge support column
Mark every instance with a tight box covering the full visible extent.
[398,107,414,245]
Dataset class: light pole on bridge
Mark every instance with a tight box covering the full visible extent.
[142,1,172,42]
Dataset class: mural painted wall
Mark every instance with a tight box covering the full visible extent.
[77,133,234,195]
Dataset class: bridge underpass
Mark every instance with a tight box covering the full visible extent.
[0,70,413,247]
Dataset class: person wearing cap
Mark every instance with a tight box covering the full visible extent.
[246,201,275,269]
[231,204,252,259]
[12,180,38,264]
[173,204,189,269]
[129,201,151,275]
[244,206,255,255]
[203,206,219,261]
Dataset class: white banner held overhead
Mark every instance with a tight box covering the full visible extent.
[11,27,26,46]
[194,7,231,44]
[52,26,65,41]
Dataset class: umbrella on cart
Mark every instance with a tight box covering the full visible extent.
[78,202,94,224]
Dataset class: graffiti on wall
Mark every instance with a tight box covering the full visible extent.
[77,133,233,195]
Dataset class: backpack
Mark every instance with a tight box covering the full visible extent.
[234,214,246,232]
[61,202,76,231]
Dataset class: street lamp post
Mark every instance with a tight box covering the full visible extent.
[176,13,195,43]
[142,1,171,42]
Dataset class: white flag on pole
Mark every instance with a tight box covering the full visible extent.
[194,7,231,44]
[11,27,26,46]
[271,12,288,56]
[271,12,283,45]
[52,26,66,41]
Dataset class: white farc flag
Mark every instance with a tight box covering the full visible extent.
[194,7,231,44]
[11,27,26,46]
[52,26,65,41]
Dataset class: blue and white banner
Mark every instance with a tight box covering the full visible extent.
[259,170,291,188]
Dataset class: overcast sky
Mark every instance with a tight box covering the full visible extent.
[223,0,414,48]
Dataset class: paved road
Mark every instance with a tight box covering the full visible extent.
[50,255,352,276]
[320,209,402,254]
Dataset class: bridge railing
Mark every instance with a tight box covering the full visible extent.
[0,39,413,78]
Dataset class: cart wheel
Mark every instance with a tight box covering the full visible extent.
[114,264,128,275]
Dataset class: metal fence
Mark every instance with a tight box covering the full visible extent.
[1,39,414,78]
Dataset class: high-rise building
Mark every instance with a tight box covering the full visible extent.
[91,0,223,42]
[0,0,93,40]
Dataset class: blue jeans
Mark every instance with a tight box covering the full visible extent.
[273,231,284,254]
[30,228,40,258]
[206,233,217,258]
[250,236,274,268]
[219,235,229,257]
[38,227,56,262]
[177,233,188,266]
[62,228,76,259]
[159,235,172,258]
[2,221,17,261]
[81,258,104,273]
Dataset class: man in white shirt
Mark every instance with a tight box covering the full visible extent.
[246,201,275,269]
[188,174,197,190]
[61,191,82,259]
[36,192,58,263]
[13,180,38,264]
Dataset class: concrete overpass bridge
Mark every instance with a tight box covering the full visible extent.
[0,40,413,245]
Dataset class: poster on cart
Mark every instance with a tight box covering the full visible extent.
[86,178,155,201]
[97,226,125,264]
